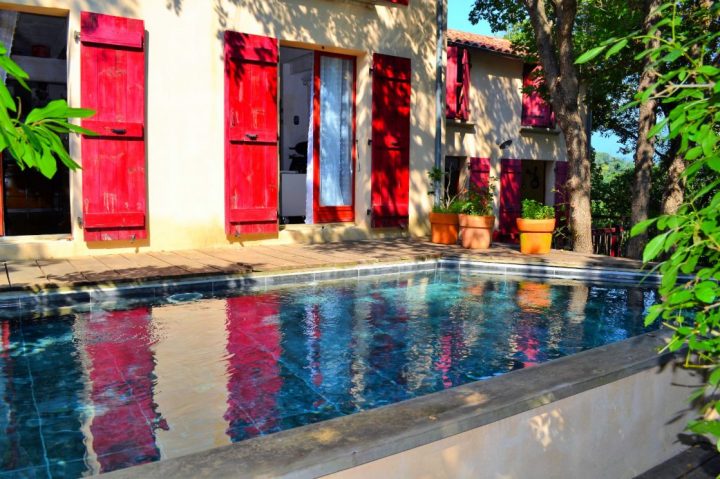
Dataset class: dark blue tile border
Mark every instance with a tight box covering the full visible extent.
[0,258,668,315]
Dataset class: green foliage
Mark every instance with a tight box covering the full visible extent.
[590,151,668,226]
[583,1,720,448]
[521,199,554,220]
[457,180,496,217]
[0,42,94,179]
[469,0,645,143]
[428,166,464,214]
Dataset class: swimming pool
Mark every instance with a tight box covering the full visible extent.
[0,267,658,477]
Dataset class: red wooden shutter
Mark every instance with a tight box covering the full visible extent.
[499,158,522,241]
[387,0,409,4]
[554,161,569,224]
[80,12,146,241]
[446,45,458,119]
[521,64,553,128]
[469,157,490,191]
[371,54,411,228]
[224,31,279,235]
[458,48,471,121]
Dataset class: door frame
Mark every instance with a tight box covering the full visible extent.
[311,50,357,224]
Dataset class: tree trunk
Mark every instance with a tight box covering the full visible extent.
[626,0,662,259]
[524,0,594,253]
[661,142,685,215]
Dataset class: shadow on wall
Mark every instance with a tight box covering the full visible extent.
[172,0,438,231]
[10,0,140,17]
[471,52,564,161]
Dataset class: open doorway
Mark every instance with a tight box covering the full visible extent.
[0,9,70,236]
[499,159,557,241]
[279,46,356,225]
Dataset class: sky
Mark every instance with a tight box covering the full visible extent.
[446,0,630,161]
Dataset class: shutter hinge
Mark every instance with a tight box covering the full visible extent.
[73,31,81,43]
[367,139,372,146]
[369,67,373,75]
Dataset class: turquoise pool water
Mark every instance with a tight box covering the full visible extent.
[0,269,658,477]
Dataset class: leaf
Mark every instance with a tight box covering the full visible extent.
[644,304,663,327]
[710,368,720,387]
[695,281,717,304]
[631,218,657,236]
[36,144,57,179]
[575,46,607,64]
[25,99,69,124]
[698,65,720,76]
[604,39,628,59]
[643,233,668,263]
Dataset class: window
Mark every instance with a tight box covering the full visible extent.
[446,45,470,121]
[521,64,554,128]
[0,9,71,237]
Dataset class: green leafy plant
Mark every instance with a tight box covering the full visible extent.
[579,1,720,447]
[458,179,497,216]
[428,166,464,214]
[0,42,95,179]
[521,199,555,220]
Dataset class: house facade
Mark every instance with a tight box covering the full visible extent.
[0,0,438,259]
[0,2,574,260]
[445,30,570,240]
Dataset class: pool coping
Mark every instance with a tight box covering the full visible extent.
[0,256,666,313]
[101,330,675,479]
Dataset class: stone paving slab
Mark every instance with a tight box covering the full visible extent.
[0,239,646,293]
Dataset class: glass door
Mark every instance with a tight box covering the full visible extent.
[312,52,356,223]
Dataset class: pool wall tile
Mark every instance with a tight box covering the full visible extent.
[1,258,665,314]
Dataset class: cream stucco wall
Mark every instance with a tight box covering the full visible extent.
[325,361,698,479]
[0,0,440,259]
[445,49,568,217]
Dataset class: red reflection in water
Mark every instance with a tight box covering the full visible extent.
[224,295,282,440]
[516,323,540,367]
[83,308,163,472]
[1,321,19,470]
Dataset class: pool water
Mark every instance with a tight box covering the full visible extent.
[0,270,658,477]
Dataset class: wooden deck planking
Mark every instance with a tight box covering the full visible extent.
[171,249,249,274]
[143,252,219,275]
[36,259,86,284]
[6,260,52,288]
[201,248,301,272]
[0,263,10,287]
[0,239,646,292]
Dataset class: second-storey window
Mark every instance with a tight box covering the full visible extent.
[521,64,554,128]
[446,45,470,121]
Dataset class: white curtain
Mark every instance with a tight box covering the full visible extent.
[319,56,353,207]
[304,57,315,224]
[0,10,18,83]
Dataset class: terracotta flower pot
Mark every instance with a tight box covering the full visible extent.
[459,214,495,250]
[429,212,459,245]
[516,218,556,254]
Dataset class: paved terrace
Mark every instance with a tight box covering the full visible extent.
[0,239,645,293]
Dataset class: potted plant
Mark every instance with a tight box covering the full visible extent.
[516,199,555,254]
[457,182,496,249]
[427,167,462,244]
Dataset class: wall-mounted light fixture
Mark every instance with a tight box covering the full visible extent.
[498,139,513,149]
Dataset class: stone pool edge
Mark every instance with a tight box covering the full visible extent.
[101,330,681,479]
[0,257,666,312]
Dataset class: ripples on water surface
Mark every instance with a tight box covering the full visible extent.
[0,270,658,477]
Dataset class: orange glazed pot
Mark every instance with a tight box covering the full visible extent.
[429,212,459,245]
[459,214,495,250]
[516,218,556,255]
